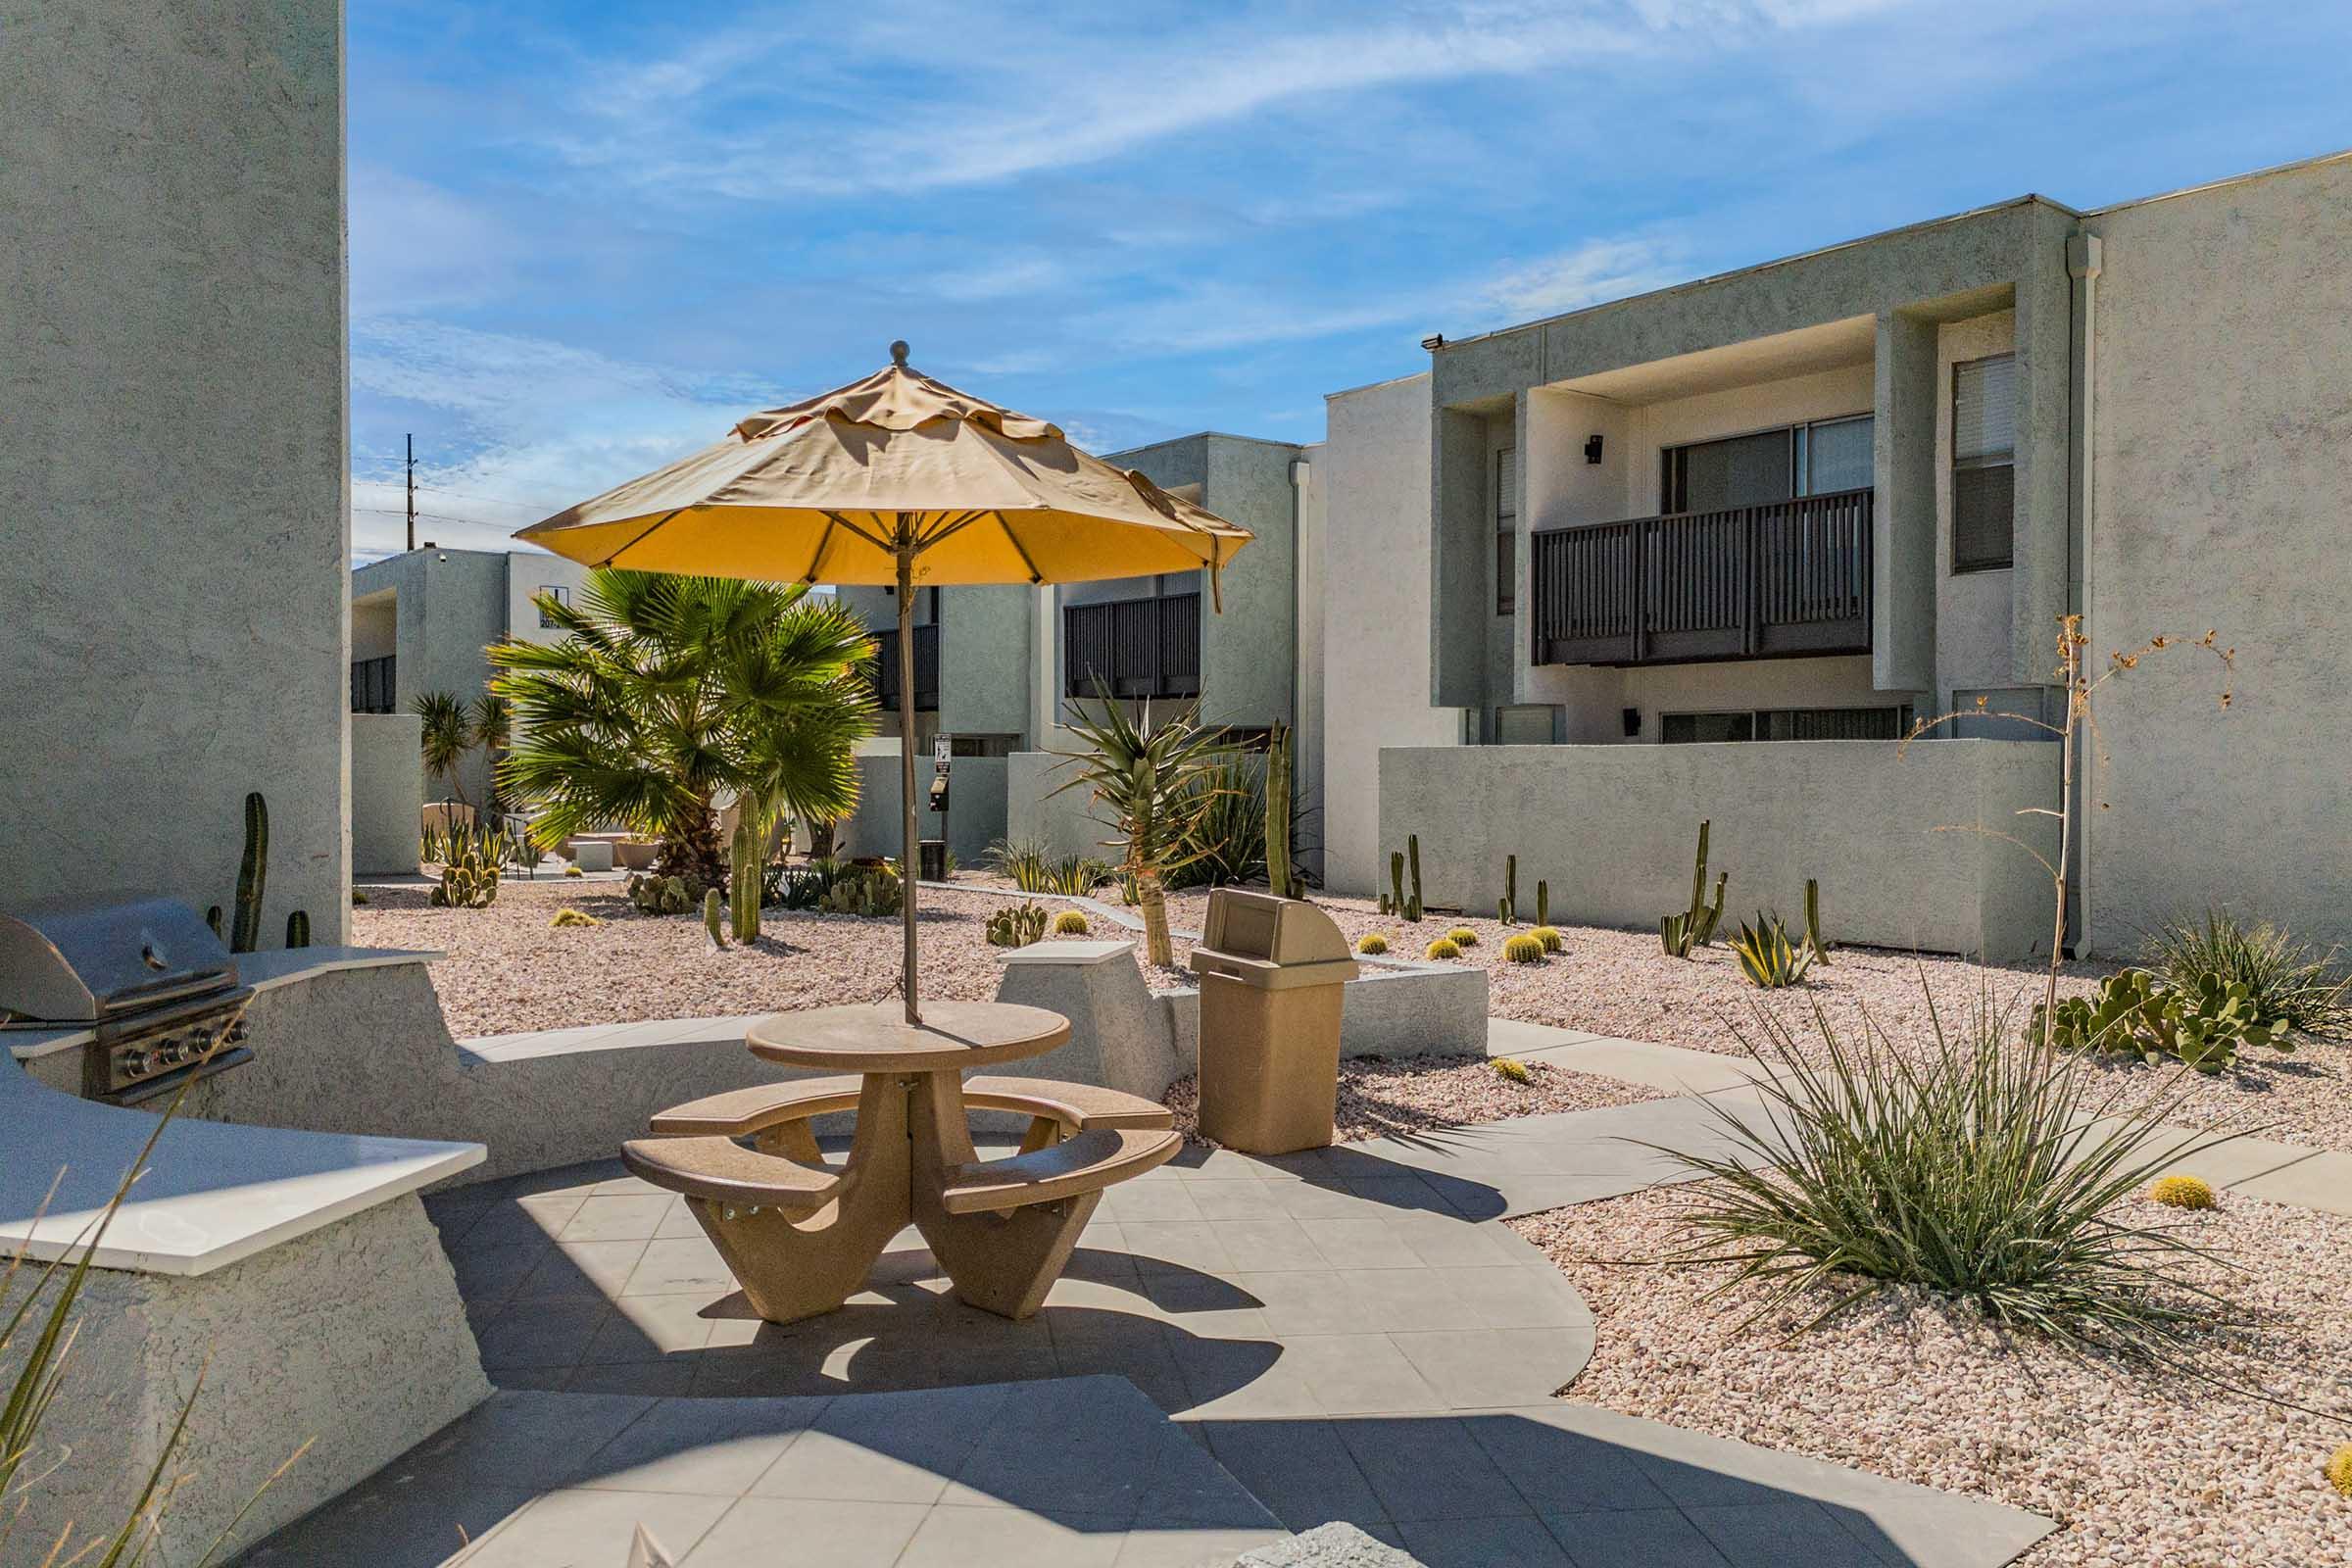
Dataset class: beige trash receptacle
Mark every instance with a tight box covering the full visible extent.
[1188,888,1358,1154]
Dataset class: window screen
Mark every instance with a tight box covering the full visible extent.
[1799,416,1874,496]
[1664,429,1791,514]
[1495,449,1517,615]
[1660,711,1756,744]
[1494,704,1557,745]
[1663,706,1910,744]
[1953,356,2016,572]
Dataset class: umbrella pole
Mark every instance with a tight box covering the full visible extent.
[895,536,920,1026]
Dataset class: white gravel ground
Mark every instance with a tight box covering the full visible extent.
[1172,891,2352,1154]
[1160,1054,1664,1148]
[1512,1186,2352,1568]
[353,876,1149,1038]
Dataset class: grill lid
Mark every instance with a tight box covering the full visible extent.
[0,898,238,1025]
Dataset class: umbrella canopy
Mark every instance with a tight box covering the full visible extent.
[517,344,1253,1024]
[517,343,1250,593]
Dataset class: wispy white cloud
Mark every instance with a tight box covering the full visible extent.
[1475,236,1688,320]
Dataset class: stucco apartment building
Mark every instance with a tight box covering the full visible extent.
[1322,151,2351,959]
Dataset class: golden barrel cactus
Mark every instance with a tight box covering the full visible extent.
[1425,938,1462,960]
[1356,933,1390,955]
[2146,1174,2218,1210]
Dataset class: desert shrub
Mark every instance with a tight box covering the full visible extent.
[985,838,1114,897]
[1425,938,1461,960]
[1530,925,1562,953]
[1170,749,1266,890]
[767,856,846,910]
[818,868,901,917]
[1493,1057,1531,1083]
[1656,991,2237,1357]
[987,902,1050,948]
[550,908,600,928]
[1728,911,1814,989]
[2035,968,2283,1073]
[2143,909,2347,1037]
[1052,909,1091,936]
[1355,933,1390,956]
[1502,934,1545,964]
[628,872,697,915]
[1446,926,1478,948]
[2146,1174,2217,1210]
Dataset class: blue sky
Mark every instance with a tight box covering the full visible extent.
[348,0,2352,558]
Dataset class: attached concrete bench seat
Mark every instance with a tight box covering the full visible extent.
[940,1125,1181,1214]
[617,1136,840,1213]
[649,1073,1176,1156]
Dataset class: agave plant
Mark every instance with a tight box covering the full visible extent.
[1048,691,1233,966]
[1727,911,1814,988]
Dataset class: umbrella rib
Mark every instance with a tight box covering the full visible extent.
[802,514,839,583]
[822,510,894,554]
[596,507,688,567]
[994,513,1047,585]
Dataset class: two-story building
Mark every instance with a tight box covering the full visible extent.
[1323,150,2350,960]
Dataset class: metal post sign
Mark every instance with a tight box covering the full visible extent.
[932,734,952,774]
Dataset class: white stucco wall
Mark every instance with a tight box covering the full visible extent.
[2079,155,2352,951]
[352,714,424,875]
[1380,739,2059,959]
[0,0,351,943]
[1320,373,1464,895]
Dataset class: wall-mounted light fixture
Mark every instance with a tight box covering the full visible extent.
[1584,434,1605,465]
[1420,334,1446,352]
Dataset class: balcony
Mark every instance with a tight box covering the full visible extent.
[1531,488,1873,667]
[871,623,940,711]
[1063,592,1200,699]
[351,655,396,713]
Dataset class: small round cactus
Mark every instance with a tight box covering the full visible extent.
[2146,1174,2217,1210]
[564,862,584,878]
[1356,933,1390,956]
[1053,909,1091,936]
[1502,933,1545,964]
[1493,1056,1531,1084]
[2327,1443,2352,1498]
[1425,938,1462,960]
[1530,924,1562,953]
[1446,926,1478,947]
[550,908,600,928]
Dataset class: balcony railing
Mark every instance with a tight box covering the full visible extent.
[870,623,940,711]
[1063,592,1200,699]
[1531,488,1873,667]
[351,655,396,713]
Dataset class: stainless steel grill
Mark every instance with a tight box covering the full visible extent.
[0,898,255,1103]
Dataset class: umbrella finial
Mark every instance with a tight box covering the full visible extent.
[889,339,909,368]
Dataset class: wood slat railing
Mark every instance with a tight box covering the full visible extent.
[1064,592,1201,699]
[1531,488,1873,666]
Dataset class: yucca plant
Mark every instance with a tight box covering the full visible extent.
[1650,991,2243,1359]
[412,689,474,809]
[1049,692,1233,966]
[2142,909,2347,1038]
[1173,749,1266,889]
[1727,911,1814,988]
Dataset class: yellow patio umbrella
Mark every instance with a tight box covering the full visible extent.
[517,343,1252,1024]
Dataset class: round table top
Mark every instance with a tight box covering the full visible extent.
[746,1000,1072,1073]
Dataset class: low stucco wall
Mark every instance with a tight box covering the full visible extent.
[1379,739,2059,960]
[0,1198,486,1566]
[352,712,423,875]
[836,752,1008,868]
[1007,750,1115,861]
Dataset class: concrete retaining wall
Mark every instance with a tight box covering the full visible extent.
[1379,738,2059,959]
[1007,751,1116,861]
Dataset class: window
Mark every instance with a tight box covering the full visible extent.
[1952,355,2016,571]
[537,584,570,628]
[1493,704,1558,745]
[948,733,1020,759]
[1662,416,1873,514]
[1495,448,1517,615]
[1661,705,1912,744]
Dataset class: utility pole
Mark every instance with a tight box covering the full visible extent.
[406,433,417,552]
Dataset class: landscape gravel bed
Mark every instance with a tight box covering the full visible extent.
[353,877,1150,1038]
[1511,1186,2352,1568]
[1159,1054,1665,1148]
[1177,892,2352,1153]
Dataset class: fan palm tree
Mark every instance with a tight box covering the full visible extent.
[1049,692,1232,966]
[413,689,474,808]
[490,569,875,888]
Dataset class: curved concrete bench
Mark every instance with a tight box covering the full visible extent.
[940,1126,1181,1214]
[650,1073,1175,1158]
[618,1136,840,1213]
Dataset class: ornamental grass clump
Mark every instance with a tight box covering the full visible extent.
[1653,989,2243,1358]
[2143,909,2347,1038]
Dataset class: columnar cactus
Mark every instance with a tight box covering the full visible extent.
[1406,834,1423,922]
[1536,879,1549,928]
[231,791,268,954]
[1804,877,1831,961]
[1659,819,1726,957]
[1502,855,1518,924]
[1390,852,1407,921]
[730,817,760,944]
[284,909,311,950]
[705,887,728,948]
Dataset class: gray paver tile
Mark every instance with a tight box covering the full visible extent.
[398,1389,657,1492]
[457,1488,731,1567]
[1399,1512,1575,1566]
[1199,1419,1387,1532]
[558,1193,676,1242]
[675,1495,927,1567]
[2229,1148,2352,1214]
[574,1395,828,1495]
[239,1484,531,1567]
[1459,1414,1675,1514]
[1122,1219,1240,1276]
[894,1505,1127,1568]
[1295,1215,1425,1270]
[622,1236,736,1297]
[474,1299,610,1371]
[1113,1524,1292,1566]
[1279,1335,1446,1416]
[754,1382,1012,1503]
[1390,1329,1581,1410]
[564,1360,699,1396]
[1542,1506,1732,1566]
[1333,1415,1527,1522]
[1684,1499,1886,1568]
[513,1239,650,1301]
[1336,1267,1477,1333]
